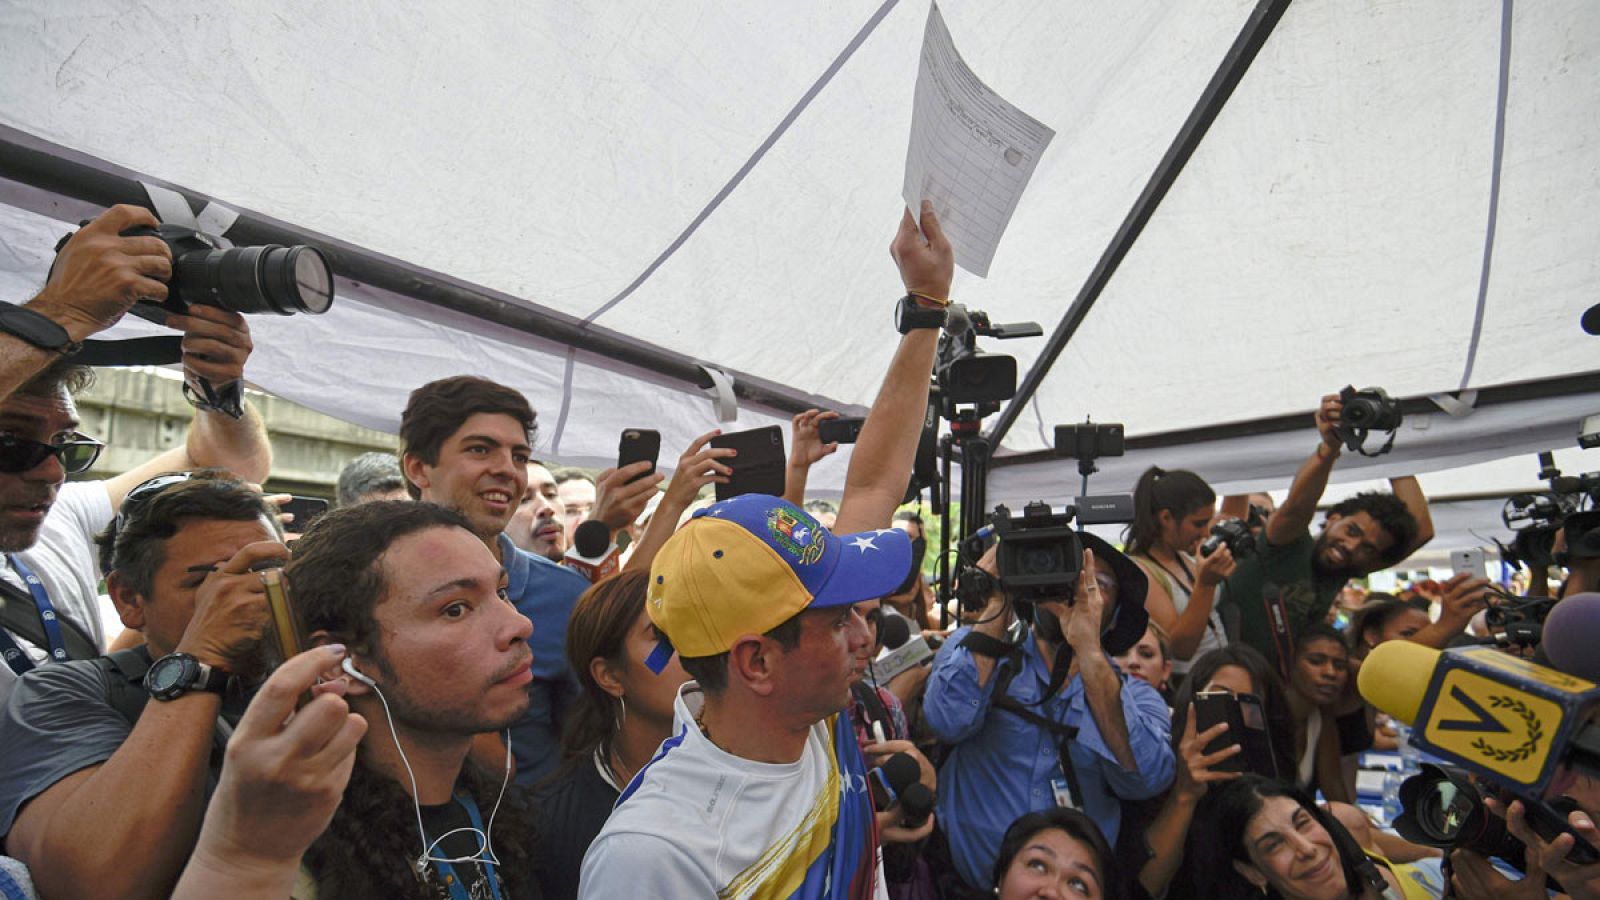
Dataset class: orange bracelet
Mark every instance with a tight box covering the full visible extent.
[907,290,949,308]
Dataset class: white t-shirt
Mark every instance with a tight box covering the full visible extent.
[0,481,114,709]
[578,684,887,900]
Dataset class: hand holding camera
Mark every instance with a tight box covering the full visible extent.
[175,540,291,674]
[1194,543,1237,587]
[1062,548,1105,655]
[31,204,173,341]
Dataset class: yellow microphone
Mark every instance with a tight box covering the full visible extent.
[1359,641,1600,796]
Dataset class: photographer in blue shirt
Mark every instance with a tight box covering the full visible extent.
[925,531,1174,893]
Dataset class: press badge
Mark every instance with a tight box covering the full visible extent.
[1050,776,1078,810]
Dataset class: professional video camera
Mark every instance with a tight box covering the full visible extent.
[1336,385,1402,457]
[1393,763,1579,885]
[1199,504,1268,559]
[933,305,1041,412]
[55,222,334,320]
[1498,452,1599,571]
[952,501,1082,612]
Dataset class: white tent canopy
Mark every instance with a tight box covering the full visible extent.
[1,1,1596,542]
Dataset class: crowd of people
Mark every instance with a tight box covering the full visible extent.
[0,202,1596,899]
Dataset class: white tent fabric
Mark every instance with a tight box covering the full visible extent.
[0,1,1595,511]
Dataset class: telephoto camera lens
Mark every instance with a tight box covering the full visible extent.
[173,243,334,315]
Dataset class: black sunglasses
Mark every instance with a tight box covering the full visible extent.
[0,433,104,475]
[113,472,198,534]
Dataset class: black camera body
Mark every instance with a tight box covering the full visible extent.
[992,501,1082,603]
[1336,385,1402,456]
[1200,504,1267,559]
[56,222,334,320]
[1394,763,1579,884]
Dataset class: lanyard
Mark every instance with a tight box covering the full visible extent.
[430,794,502,900]
[0,555,67,676]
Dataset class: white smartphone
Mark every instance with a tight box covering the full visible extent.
[1450,547,1487,581]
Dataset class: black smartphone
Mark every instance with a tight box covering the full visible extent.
[281,496,329,533]
[1054,423,1126,459]
[818,416,866,445]
[709,426,786,501]
[1194,690,1280,778]
[618,428,661,483]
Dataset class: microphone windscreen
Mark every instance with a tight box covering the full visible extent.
[881,752,922,794]
[1358,639,1440,726]
[573,519,612,558]
[1542,593,1600,681]
[898,782,934,825]
[1583,301,1600,336]
[879,610,912,650]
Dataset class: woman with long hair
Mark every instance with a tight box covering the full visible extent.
[1123,466,1236,677]
[1138,644,1297,898]
[530,570,691,899]
[1192,776,1433,899]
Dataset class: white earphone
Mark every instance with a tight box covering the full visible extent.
[341,655,377,687]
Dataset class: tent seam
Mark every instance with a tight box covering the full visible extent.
[1458,0,1513,392]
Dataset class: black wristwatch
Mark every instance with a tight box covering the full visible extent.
[0,303,82,355]
[893,294,947,334]
[144,652,229,701]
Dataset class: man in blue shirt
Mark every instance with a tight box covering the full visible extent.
[399,375,658,785]
[925,531,1175,891]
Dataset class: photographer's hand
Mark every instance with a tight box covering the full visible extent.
[1315,393,1344,454]
[1449,848,1548,900]
[1498,798,1600,900]
[168,305,252,386]
[173,540,289,674]
[28,204,172,342]
[1063,549,1105,656]
[1410,572,1492,649]
[1194,544,1237,587]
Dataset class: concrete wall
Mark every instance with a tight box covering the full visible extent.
[71,368,397,499]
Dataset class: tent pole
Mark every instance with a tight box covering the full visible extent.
[985,0,1294,448]
[0,127,839,419]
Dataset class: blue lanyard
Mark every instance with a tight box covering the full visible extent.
[430,794,502,900]
[0,555,67,676]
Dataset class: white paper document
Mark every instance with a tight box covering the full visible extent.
[903,2,1055,277]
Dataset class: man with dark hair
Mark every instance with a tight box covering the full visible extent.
[507,460,566,561]
[580,203,954,899]
[335,451,409,507]
[0,203,273,706]
[0,474,282,900]
[287,500,540,899]
[1222,391,1434,674]
[398,375,659,784]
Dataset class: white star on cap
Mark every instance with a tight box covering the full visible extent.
[848,535,879,553]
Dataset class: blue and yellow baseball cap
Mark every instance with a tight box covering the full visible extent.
[644,494,911,672]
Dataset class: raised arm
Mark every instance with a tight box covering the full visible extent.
[625,430,733,573]
[834,203,952,535]
[1267,394,1344,546]
[2,205,168,399]
[1388,474,1434,558]
[783,409,838,507]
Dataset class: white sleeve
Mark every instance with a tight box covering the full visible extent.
[17,481,115,650]
[579,831,713,900]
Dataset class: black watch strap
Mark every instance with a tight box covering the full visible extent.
[894,294,947,335]
[144,652,229,701]
[0,303,81,355]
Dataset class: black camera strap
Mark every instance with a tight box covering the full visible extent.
[961,631,1086,811]
[1262,581,1296,683]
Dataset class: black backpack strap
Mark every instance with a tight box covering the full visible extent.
[0,578,99,660]
[97,647,154,728]
[851,681,893,740]
[987,641,1088,812]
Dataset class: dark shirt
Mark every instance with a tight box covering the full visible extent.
[1221,531,1347,673]
[530,753,620,900]
[0,646,243,845]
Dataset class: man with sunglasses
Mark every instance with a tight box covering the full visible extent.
[0,204,272,707]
